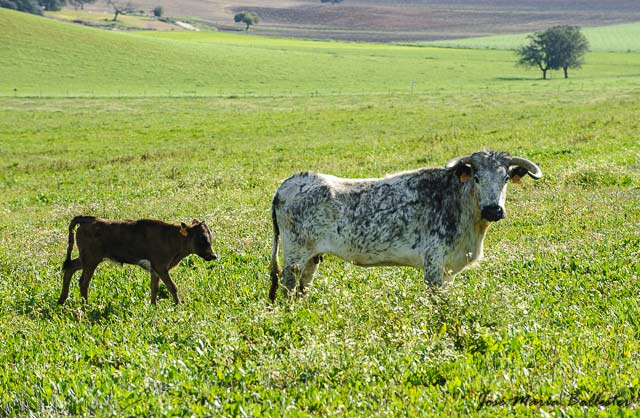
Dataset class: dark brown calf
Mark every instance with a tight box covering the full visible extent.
[58,216,217,305]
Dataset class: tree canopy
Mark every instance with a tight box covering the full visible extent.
[234,11,259,32]
[107,0,136,22]
[516,26,589,79]
[68,0,96,10]
[0,0,64,14]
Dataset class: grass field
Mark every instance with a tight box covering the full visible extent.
[3,9,640,98]
[44,9,184,31]
[1,7,640,416]
[422,22,640,52]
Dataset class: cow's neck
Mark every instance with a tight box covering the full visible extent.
[459,184,490,262]
[172,229,192,263]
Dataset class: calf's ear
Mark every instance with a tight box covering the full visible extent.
[180,222,189,237]
[191,218,200,225]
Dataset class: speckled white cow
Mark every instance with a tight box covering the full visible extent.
[269,150,542,301]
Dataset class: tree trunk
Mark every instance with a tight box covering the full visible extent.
[563,67,568,78]
[542,69,547,80]
[245,23,250,31]
[113,10,120,21]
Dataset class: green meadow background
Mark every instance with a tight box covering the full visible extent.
[1,7,640,416]
[422,22,640,52]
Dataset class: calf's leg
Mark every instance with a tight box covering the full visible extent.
[156,268,180,304]
[58,258,82,304]
[150,270,160,305]
[78,263,98,302]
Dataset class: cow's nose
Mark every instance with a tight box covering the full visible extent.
[210,253,218,261]
[481,205,505,222]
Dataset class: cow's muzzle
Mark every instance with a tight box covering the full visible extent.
[203,253,218,261]
[481,205,505,222]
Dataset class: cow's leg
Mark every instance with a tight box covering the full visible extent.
[58,258,82,304]
[78,262,98,302]
[157,269,180,304]
[423,255,448,304]
[282,262,301,298]
[150,270,160,305]
[423,255,445,288]
[298,255,321,296]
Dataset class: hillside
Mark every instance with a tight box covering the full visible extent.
[78,0,640,42]
[2,8,640,98]
[421,22,640,52]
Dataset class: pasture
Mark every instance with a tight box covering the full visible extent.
[1,8,640,416]
[422,22,640,52]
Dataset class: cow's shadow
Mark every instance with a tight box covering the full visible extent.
[15,292,152,324]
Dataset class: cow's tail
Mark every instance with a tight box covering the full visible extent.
[62,216,95,270]
[268,196,282,302]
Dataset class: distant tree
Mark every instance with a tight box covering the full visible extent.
[0,0,42,14]
[152,5,162,17]
[39,0,64,10]
[552,26,589,78]
[107,0,135,21]
[1,0,68,13]
[234,11,259,31]
[68,0,96,10]
[516,26,588,79]
[321,0,343,4]
[516,31,553,79]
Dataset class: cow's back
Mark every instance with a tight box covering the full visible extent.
[75,219,175,264]
[272,169,466,267]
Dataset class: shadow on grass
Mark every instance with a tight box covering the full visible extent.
[495,77,536,81]
[14,290,150,325]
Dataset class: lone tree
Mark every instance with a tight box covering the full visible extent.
[152,5,162,17]
[107,0,136,21]
[553,26,589,78]
[234,11,259,31]
[516,26,588,79]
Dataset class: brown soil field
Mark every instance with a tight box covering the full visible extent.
[85,0,640,41]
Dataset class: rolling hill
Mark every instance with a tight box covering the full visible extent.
[2,7,640,98]
[77,0,640,42]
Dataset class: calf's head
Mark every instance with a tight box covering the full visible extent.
[446,150,542,222]
[181,219,218,261]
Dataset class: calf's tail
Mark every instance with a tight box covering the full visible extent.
[62,216,96,270]
[268,197,282,302]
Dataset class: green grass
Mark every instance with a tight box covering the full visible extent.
[3,8,640,98]
[420,22,640,52]
[1,6,640,416]
[44,9,181,31]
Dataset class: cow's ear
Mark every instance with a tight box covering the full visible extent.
[509,166,528,184]
[191,218,200,225]
[453,164,473,183]
[180,222,189,237]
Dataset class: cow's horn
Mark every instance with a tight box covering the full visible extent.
[510,157,542,179]
[445,155,472,170]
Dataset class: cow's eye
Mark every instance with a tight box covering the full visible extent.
[474,175,479,184]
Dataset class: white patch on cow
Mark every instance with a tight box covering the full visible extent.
[135,259,152,271]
